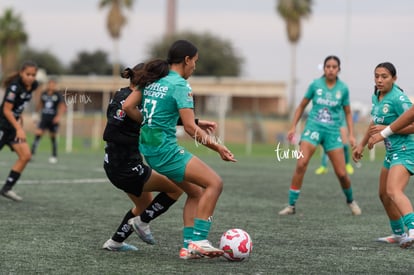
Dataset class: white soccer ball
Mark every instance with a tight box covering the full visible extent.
[219,228,253,261]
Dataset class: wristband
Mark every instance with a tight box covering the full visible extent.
[380,126,393,138]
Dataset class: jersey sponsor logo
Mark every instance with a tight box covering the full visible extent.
[315,97,339,107]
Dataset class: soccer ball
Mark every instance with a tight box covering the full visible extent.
[219,228,253,261]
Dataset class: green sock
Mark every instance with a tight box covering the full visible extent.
[402,213,414,230]
[288,188,300,206]
[193,218,211,241]
[321,153,328,167]
[342,187,354,204]
[343,144,350,164]
[183,227,193,249]
[390,218,404,235]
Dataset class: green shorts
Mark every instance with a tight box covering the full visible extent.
[383,150,414,175]
[300,124,343,152]
[143,146,193,183]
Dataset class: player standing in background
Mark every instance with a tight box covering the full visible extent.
[31,78,65,164]
[354,62,414,248]
[102,64,187,252]
[0,61,39,202]
[278,55,361,216]
[123,40,237,259]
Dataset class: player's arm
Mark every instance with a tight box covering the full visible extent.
[122,89,143,124]
[287,98,310,142]
[53,101,66,124]
[352,121,373,162]
[343,105,356,147]
[179,108,236,162]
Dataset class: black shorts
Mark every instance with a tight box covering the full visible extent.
[38,118,59,133]
[0,128,17,151]
[104,161,152,197]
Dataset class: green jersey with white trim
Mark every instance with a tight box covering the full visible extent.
[139,70,194,156]
[304,77,350,130]
[371,84,414,153]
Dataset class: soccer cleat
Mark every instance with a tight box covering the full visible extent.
[49,157,58,164]
[315,166,328,175]
[348,201,362,216]
[188,240,224,258]
[376,234,402,244]
[102,239,138,252]
[1,189,23,201]
[345,163,354,175]
[128,216,156,245]
[179,248,202,260]
[400,231,414,248]
[278,205,295,215]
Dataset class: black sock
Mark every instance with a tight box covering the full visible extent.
[51,137,57,157]
[2,170,21,191]
[140,192,177,223]
[111,209,135,243]
[31,135,41,154]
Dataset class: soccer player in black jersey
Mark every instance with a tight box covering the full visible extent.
[0,61,39,201]
[31,78,65,163]
[102,64,199,252]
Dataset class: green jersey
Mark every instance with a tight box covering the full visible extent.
[304,77,350,130]
[139,70,194,157]
[371,84,414,153]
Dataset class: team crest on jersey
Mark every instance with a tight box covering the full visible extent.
[382,104,389,114]
[114,109,126,120]
[6,92,15,101]
[316,89,323,96]
[335,91,342,99]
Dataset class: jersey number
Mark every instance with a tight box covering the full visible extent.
[142,98,157,125]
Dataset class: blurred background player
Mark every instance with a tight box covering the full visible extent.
[31,78,65,163]
[0,61,39,201]
[278,55,361,216]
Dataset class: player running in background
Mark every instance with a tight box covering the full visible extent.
[31,78,65,164]
[0,61,39,202]
[354,62,414,248]
[123,40,236,259]
[278,55,361,216]
[102,64,186,252]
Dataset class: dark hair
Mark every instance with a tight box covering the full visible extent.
[374,62,401,94]
[132,59,170,90]
[167,39,198,65]
[121,62,145,85]
[3,60,38,88]
[322,55,341,78]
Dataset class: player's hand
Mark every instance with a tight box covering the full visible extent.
[368,133,384,149]
[198,120,217,133]
[352,144,364,163]
[349,135,357,148]
[14,128,26,143]
[217,145,237,162]
[287,127,296,144]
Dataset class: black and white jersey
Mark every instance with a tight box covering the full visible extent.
[40,91,63,118]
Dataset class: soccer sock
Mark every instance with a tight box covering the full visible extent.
[1,170,21,191]
[111,209,135,243]
[183,227,193,249]
[140,192,177,223]
[288,187,301,206]
[51,137,57,157]
[31,135,41,154]
[402,213,414,231]
[321,152,328,167]
[342,187,354,203]
[390,218,405,235]
[343,144,350,164]
[192,218,211,241]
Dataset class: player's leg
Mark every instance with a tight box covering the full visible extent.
[315,147,329,175]
[340,127,354,175]
[31,127,44,155]
[0,141,31,201]
[279,140,317,215]
[376,166,405,244]
[328,147,361,215]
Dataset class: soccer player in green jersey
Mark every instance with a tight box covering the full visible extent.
[354,62,414,248]
[279,55,361,216]
[123,40,237,259]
